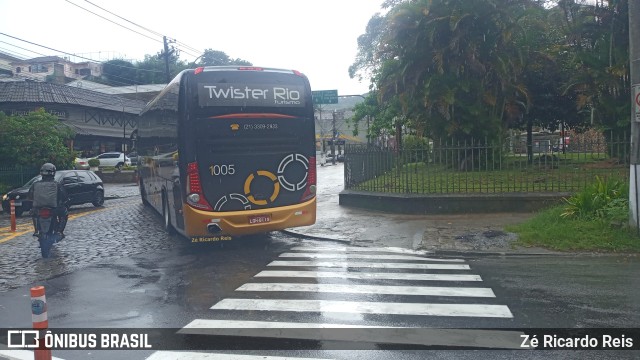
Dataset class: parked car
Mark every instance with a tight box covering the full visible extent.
[74,158,89,170]
[90,152,131,169]
[126,151,139,166]
[1,170,104,216]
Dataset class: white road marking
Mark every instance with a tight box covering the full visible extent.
[267,260,470,270]
[254,270,483,281]
[183,319,384,329]
[147,351,332,360]
[236,282,495,297]
[176,320,524,349]
[279,252,464,262]
[211,299,513,318]
[290,245,432,255]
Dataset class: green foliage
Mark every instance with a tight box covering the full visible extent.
[99,50,253,85]
[0,109,75,170]
[102,59,138,86]
[350,0,630,141]
[0,183,10,195]
[508,205,640,252]
[88,158,100,167]
[402,135,430,163]
[197,49,252,66]
[561,176,629,222]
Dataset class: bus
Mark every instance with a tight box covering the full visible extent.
[137,66,317,242]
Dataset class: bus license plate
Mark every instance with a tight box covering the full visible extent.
[13,201,22,206]
[249,214,271,224]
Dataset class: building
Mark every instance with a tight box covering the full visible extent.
[0,81,146,157]
[1,54,102,83]
[0,52,20,77]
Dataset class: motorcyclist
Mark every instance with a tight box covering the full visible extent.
[28,163,69,239]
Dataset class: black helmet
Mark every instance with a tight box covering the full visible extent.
[40,163,56,178]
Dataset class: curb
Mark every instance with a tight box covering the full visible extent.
[431,249,571,257]
[279,230,622,257]
[279,229,350,243]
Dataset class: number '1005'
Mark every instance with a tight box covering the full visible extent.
[209,164,235,176]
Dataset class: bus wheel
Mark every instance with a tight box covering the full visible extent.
[162,193,175,234]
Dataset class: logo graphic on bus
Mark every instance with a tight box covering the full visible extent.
[278,154,309,191]
[198,83,305,107]
[215,193,251,211]
[244,171,280,206]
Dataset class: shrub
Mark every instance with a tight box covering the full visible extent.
[88,159,100,167]
[402,135,430,163]
[562,176,628,222]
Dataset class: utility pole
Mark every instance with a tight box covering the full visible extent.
[629,0,640,229]
[163,36,172,83]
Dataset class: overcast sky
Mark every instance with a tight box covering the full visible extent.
[0,0,384,95]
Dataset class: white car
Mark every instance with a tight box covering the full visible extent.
[91,152,131,169]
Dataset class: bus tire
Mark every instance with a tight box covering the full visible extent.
[162,193,175,234]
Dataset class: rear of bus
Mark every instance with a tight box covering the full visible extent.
[181,66,316,241]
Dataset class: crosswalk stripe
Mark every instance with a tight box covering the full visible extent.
[268,260,470,270]
[211,299,513,318]
[236,283,496,297]
[254,270,483,281]
[290,246,432,255]
[183,319,386,329]
[177,320,524,349]
[146,351,333,360]
[279,252,464,262]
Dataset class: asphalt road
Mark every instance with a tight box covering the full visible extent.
[0,179,638,359]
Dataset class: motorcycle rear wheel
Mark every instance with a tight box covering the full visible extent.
[40,234,55,258]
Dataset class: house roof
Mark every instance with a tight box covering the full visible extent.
[0,81,146,114]
[0,51,22,62]
[13,56,68,64]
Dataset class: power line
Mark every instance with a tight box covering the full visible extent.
[78,0,202,59]
[0,33,164,74]
[0,40,48,58]
[82,0,164,38]
[64,0,162,45]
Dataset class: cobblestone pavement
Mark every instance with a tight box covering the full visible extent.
[0,184,184,293]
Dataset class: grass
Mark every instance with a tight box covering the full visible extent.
[506,206,640,252]
[353,160,628,194]
[351,153,629,194]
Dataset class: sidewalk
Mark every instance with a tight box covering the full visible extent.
[285,163,556,255]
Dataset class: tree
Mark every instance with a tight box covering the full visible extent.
[101,59,138,86]
[0,109,75,169]
[135,48,190,84]
[555,0,630,134]
[196,49,252,66]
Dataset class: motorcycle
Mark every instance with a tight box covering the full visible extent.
[35,207,62,258]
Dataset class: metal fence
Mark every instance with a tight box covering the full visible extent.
[0,165,40,193]
[345,135,630,194]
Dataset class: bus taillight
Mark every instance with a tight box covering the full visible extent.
[186,162,213,211]
[300,156,316,201]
